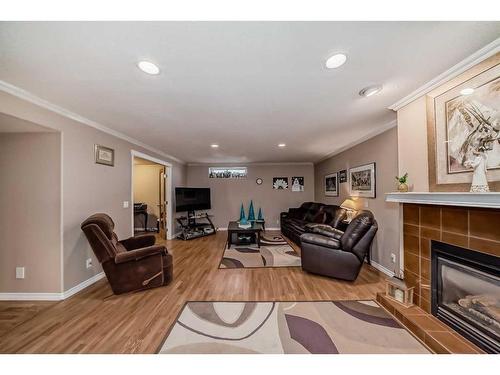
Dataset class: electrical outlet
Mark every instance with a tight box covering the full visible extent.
[123,201,129,208]
[390,253,396,264]
[364,200,369,208]
[86,258,93,269]
[16,267,25,279]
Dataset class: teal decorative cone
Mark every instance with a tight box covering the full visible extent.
[248,200,255,221]
[257,207,263,221]
[239,203,248,224]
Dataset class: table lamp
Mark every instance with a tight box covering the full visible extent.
[340,198,357,222]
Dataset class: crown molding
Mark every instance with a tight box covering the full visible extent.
[0,80,185,164]
[314,119,397,164]
[388,37,500,111]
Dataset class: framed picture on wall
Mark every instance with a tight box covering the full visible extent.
[272,177,289,190]
[349,162,376,198]
[324,173,338,196]
[291,176,304,192]
[94,144,114,166]
[339,170,347,183]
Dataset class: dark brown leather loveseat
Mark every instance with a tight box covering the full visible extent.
[280,202,347,245]
[81,213,173,295]
[300,210,378,281]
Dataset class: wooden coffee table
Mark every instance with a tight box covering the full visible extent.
[227,221,263,249]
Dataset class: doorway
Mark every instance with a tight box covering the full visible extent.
[131,150,173,240]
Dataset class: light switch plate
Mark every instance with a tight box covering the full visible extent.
[86,258,93,269]
[123,201,129,208]
[16,267,25,279]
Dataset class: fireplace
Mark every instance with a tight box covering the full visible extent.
[431,241,500,353]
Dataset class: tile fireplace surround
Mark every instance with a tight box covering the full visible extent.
[381,193,500,353]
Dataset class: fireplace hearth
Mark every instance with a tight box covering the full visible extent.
[431,241,500,353]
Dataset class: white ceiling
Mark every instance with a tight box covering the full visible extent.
[0,22,499,163]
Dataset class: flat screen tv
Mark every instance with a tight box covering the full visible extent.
[175,187,211,213]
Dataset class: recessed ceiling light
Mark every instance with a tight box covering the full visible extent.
[460,88,475,95]
[137,61,160,75]
[210,144,219,148]
[278,143,286,148]
[359,85,383,97]
[325,53,347,69]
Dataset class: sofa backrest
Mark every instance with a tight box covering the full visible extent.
[302,202,324,222]
[340,210,378,262]
[322,205,347,228]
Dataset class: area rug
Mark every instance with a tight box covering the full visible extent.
[219,235,301,269]
[158,300,430,354]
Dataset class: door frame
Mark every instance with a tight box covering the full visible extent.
[130,150,174,240]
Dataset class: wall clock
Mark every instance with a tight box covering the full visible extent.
[256,178,263,185]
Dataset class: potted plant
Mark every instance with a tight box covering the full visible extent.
[395,173,409,192]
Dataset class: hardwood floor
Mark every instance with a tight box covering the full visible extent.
[0,231,386,353]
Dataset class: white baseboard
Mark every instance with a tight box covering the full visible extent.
[0,272,106,301]
[370,260,395,277]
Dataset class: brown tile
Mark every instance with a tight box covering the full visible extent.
[421,297,431,314]
[424,332,450,354]
[404,223,419,236]
[404,269,420,290]
[425,331,481,354]
[406,314,448,332]
[402,316,426,340]
[470,208,500,242]
[421,227,440,241]
[404,234,420,256]
[404,251,420,275]
[469,237,500,257]
[442,207,468,234]
[413,292,421,307]
[421,239,431,259]
[403,204,420,225]
[421,206,441,229]
[420,257,431,280]
[442,231,469,248]
[376,294,395,314]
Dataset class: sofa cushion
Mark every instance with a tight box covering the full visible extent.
[300,233,341,249]
[303,203,324,222]
[322,205,346,228]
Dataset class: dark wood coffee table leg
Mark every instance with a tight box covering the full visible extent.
[227,230,232,249]
[257,231,261,248]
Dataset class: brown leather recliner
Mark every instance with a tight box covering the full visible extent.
[300,210,378,281]
[81,213,173,295]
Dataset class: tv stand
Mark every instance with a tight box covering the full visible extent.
[176,212,216,240]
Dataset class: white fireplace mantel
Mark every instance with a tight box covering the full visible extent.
[385,192,500,209]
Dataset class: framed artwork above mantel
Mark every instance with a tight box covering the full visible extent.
[426,52,500,192]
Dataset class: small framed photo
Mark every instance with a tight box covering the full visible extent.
[349,162,376,198]
[324,173,338,196]
[339,170,347,183]
[94,144,115,166]
[291,176,304,192]
[272,177,289,190]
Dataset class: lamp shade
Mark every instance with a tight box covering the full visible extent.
[340,199,357,211]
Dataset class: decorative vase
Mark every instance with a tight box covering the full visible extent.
[248,200,255,221]
[239,203,247,222]
[397,182,409,192]
[257,207,263,221]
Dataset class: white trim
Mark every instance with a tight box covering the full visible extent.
[385,192,500,209]
[315,120,397,164]
[0,272,105,301]
[370,260,395,277]
[131,150,174,240]
[62,272,105,299]
[0,79,185,164]
[187,162,314,167]
[60,131,65,293]
[388,38,500,111]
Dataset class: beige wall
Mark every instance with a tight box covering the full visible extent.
[0,91,187,292]
[396,97,429,192]
[314,127,400,272]
[186,164,314,229]
[0,132,62,293]
[133,164,164,218]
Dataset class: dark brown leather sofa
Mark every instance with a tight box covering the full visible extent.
[300,210,378,281]
[280,202,346,245]
[81,213,173,295]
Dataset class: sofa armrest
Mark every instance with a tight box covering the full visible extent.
[114,245,167,264]
[304,224,344,240]
[120,234,156,250]
[300,233,341,249]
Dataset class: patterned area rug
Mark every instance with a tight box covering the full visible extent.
[158,301,430,354]
[219,235,301,269]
